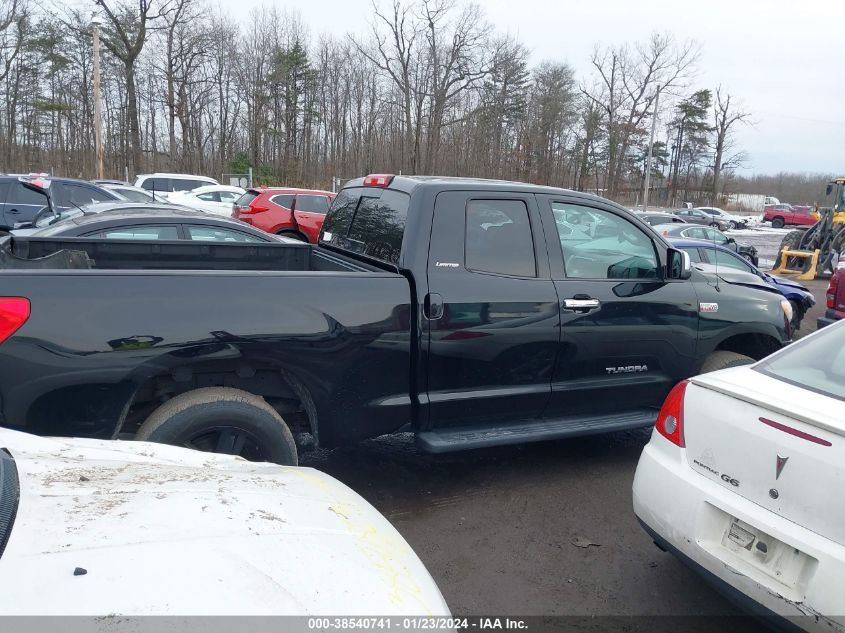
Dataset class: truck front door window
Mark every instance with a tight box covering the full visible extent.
[551,203,659,279]
[465,200,536,277]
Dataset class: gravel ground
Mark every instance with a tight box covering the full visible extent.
[302,247,828,632]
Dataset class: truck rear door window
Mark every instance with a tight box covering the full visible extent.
[322,187,409,266]
[465,199,536,277]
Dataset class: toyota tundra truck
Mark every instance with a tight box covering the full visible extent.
[0,175,793,464]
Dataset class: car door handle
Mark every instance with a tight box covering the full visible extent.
[562,297,600,311]
[7,208,19,214]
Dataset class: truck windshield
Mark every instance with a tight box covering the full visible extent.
[320,186,409,266]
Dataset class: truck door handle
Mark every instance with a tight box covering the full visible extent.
[424,293,444,320]
[563,297,600,311]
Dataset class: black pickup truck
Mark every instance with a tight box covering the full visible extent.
[0,175,792,464]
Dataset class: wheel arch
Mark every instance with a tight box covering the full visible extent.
[119,356,321,445]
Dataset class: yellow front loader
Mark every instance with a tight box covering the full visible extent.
[772,177,845,279]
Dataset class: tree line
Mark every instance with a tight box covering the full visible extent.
[0,0,764,205]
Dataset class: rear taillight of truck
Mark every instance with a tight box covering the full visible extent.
[654,380,689,447]
[827,272,840,309]
[0,298,29,344]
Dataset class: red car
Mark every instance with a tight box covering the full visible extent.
[232,188,335,243]
[763,203,817,228]
[818,262,845,328]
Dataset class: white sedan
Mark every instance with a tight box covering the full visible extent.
[696,206,753,230]
[0,428,449,618]
[168,185,246,216]
[633,321,845,630]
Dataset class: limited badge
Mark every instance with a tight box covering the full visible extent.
[699,302,719,313]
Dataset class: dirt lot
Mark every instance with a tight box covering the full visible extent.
[304,267,830,631]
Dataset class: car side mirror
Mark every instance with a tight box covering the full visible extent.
[726,237,735,244]
[667,248,692,280]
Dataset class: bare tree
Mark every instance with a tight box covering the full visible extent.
[711,86,751,203]
[95,0,172,173]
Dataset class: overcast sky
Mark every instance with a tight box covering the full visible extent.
[217,0,843,176]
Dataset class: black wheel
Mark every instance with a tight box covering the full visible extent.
[709,222,720,228]
[729,220,738,230]
[788,299,803,331]
[741,252,754,263]
[771,217,785,229]
[277,230,308,242]
[135,387,298,465]
[700,351,755,373]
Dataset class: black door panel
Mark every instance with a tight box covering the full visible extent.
[424,191,559,430]
[538,195,700,417]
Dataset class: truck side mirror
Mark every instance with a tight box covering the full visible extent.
[667,248,692,280]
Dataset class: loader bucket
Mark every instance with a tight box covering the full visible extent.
[771,248,820,280]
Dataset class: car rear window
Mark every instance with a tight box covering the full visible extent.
[756,324,845,402]
[235,191,259,208]
[320,186,409,266]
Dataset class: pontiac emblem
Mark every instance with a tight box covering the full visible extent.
[775,455,789,480]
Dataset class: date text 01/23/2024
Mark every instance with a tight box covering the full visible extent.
[307,618,528,630]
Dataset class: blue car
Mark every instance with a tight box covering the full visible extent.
[670,238,816,330]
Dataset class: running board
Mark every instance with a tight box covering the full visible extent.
[416,409,658,453]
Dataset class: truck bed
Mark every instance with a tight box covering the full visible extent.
[0,235,381,273]
[0,235,413,447]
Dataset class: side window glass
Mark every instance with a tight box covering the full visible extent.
[295,195,330,213]
[681,247,704,263]
[65,185,111,207]
[551,202,659,279]
[8,182,47,206]
[141,178,171,192]
[87,225,180,240]
[196,192,219,202]
[684,227,706,239]
[271,194,295,209]
[707,228,727,244]
[465,199,535,277]
[187,226,261,242]
[712,249,751,272]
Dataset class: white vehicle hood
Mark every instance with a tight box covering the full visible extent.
[0,430,448,616]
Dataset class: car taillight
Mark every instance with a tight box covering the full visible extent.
[655,380,688,447]
[827,273,840,309]
[0,298,29,344]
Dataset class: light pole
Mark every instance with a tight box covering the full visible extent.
[91,13,104,180]
[642,88,659,211]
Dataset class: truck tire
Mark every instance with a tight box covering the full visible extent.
[135,387,298,465]
[700,351,755,373]
[771,217,785,228]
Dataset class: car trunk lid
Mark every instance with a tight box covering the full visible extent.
[683,368,845,545]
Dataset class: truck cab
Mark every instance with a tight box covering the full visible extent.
[320,175,791,453]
